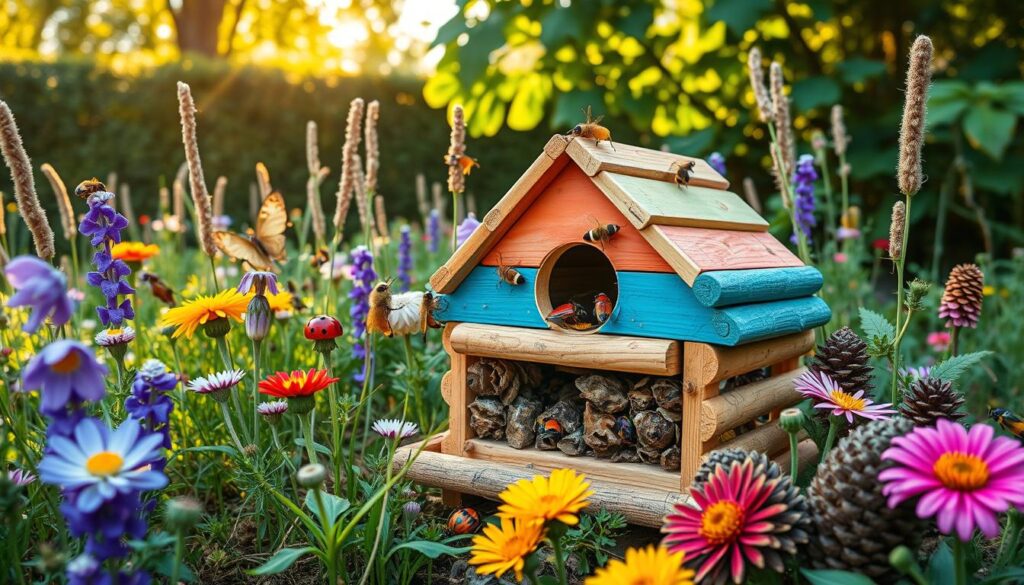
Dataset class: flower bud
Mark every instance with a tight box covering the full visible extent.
[402,501,421,523]
[889,545,919,576]
[779,408,805,434]
[297,463,327,488]
[245,294,272,342]
[165,496,203,532]
[905,278,931,312]
[288,395,315,415]
[201,316,231,339]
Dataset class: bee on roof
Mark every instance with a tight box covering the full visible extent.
[567,106,614,150]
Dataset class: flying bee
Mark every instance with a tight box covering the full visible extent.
[309,247,330,268]
[74,178,107,199]
[671,160,697,189]
[990,408,1024,440]
[567,106,615,150]
[496,253,525,286]
[366,280,395,338]
[139,272,175,306]
[582,216,621,250]
[286,280,308,312]
[593,292,613,324]
[444,152,480,176]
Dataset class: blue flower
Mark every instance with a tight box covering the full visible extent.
[125,360,177,455]
[708,152,727,176]
[22,340,108,415]
[38,417,167,513]
[79,190,134,328]
[4,256,74,333]
[397,225,413,292]
[790,154,818,245]
[456,213,480,248]
[427,209,440,253]
[349,245,376,365]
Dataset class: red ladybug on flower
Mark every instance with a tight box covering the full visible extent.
[447,507,481,535]
[304,315,343,354]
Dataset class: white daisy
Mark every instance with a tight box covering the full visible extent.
[187,369,246,395]
[372,418,419,440]
[94,326,135,347]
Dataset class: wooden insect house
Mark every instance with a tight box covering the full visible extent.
[395,135,831,527]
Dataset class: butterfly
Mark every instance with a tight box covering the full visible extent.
[213,191,288,270]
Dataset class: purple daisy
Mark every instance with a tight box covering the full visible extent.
[22,340,108,415]
[4,255,74,333]
[794,370,896,423]
[237,271,279,295]
[8,467,36,486]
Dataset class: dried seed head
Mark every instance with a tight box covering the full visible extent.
[742,177,762,214]
[831,105,849,157]
[888,201,906,260]
[415,173,429,220]
[334,97,364,233]
[306,120,320,176]
[173,161,187,231]
[212,176,228,219]
[364,100,380,195]
[0,101,54,259]
[770,62,795,174]
[176,82,216,257]
[41,163,76,240]
[352,153,370,234]
[118,183,137,229]
[447,105,466,194]
[747,47,773,123]
[374,194,388,240]
[898,36,933,197]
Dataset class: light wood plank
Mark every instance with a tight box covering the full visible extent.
[699,368,805,442]
[706,330,816,384]
[682,343,718,489]
[594,172,767,231]
[712,420,790,457]
[692,266,823,308]
[480,165,674,273]
[394,433,691,528]
[448,323,681,376]
[565,137,729,190]
[440,324,474,457]
[643,225,802,286]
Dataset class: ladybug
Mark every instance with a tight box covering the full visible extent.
[304,315,343,353]
[447,507,481,535]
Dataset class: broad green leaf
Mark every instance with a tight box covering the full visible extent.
[1002,81,1024,116]
[508,74,550,131]
[931,351,993,385]
[707,0,773,35]
[928,99,969,126]
[457,16,507,88]
[540,6,584,47]
[837,58,886,84]
[928,80,971,103]
[248,547,317,576]
[304,490,351,524]
[432,13,468,48]
[926,541,954,585]
[790,77,841,112]
[663,128,717,155]
[386,540,471,560]
[423,71,461,109]
[859,308,896,343]
[976,567,1024,585]
[801,569,877,585]
[552,89,605,130]
[963,103,1017,160]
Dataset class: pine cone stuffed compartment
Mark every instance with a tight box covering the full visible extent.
[807,417,922,582]
[810,327,873,395]
[939,263,984,329]
[900,376,966,426]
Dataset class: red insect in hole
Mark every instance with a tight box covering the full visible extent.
[593,292,612,324]
[545,301,588,329]
[447,507,481,535]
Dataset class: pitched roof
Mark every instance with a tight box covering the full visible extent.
[429,135,801,294]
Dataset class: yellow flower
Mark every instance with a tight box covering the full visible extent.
[983,285,995,297]
[497,468,593,526]
[469,517,543,582]
[585,545,693,585]
[158,289,249,339]
[265,291,293,314]
[110,241,159,263]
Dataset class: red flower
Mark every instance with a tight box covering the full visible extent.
[258,369,339,399]
[872,238,889,251]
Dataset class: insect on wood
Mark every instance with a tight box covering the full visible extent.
[671,160,697,189]
[567,106,615,150]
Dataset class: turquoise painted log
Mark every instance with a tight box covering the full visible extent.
[692,266,824,308]
[435,267,831,346]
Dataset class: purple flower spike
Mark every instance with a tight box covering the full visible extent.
[79,189,134,328]
[790,154,818,245]
[5,256,74,333]
[22,340,108,416]
[456,213,480,248]
[397,225,413,292]
[427,209,440,253]
[349,245,376,367]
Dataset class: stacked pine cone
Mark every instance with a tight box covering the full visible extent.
[939,263,984,329]
[900,376,966,426]
[810,326,873,396]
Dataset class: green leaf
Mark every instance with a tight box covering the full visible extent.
[304,490,351,524]
[1001,81,1024,116]
[422,71,461,109]
[618,4,655,39]
[931,351,994,384]
[707,0,773,35]
[963,103,1017,160]
[859,308,895,342]
[540,6,585,47]
[837,58,886,84]
[976,567,1024,585]
[662,128,717,155]
[801,569,877,585]
[508,74,551,131]
[926,541,955,585]
[248,547,317,576]
[432,13,468,47]
[457,15,507,88]
[790,77,841,112]
[386,540,471,560]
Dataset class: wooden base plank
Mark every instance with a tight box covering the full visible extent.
[594,172,766,231]
[449,323,681,375]
[692,266,824,308]
[394,432,689,528]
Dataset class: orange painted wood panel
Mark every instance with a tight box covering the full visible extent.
[650,225,803,282]
[481,164,674,273]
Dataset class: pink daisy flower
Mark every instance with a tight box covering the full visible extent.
[926,331,951,352]
[794,370,896,423]
[879,419,1024,541]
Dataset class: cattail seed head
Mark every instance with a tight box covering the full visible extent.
[255,162,272,199]
[770,62,795,174]
[447,105,466,194]
[747,47,773,123]
[212,176,227,219]
[364,100,380,195]
[175,82,216,257]
[0,101,54,259]
[898,36,933,197]
[831,105,849,157]
[888,201,906,260]
[41,163,76,240]
[352,153,370,235]
[334,98,364,233]
[305,121,327,244]
[306,120,320,176]
[742,177,762,214]
[374,194,388,240]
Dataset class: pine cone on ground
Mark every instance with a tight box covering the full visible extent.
[692,448,772,487]
[900,377,966,426]
[810,327,873,395]
[939,263,984,328]
[807,417,922,582]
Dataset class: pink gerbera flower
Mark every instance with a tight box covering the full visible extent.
[879,419,1024,541]
[794,370,896,423]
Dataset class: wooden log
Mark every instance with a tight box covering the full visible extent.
[440,324,474,458]
[643,225,804,286]
[773,438,818,475]
[393,434,691,528]
[681,343,719,489]
[712,420,790,458]
[566,137,729,190]
[709,330,816,384]
[429,135,570,294]
[594,172,766,231]
[435,267,828,346]
[480,164,674,273]
[448,323,681,375]
[692,267,824,308]
[699,368,806,442]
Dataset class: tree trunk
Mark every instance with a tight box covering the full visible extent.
[168,0,229,57]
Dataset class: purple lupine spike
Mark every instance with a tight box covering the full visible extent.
[427,209,440,254]
[79,190,134,329]
[397,225,413,292]
[125,360,177,472]
[790,154,817,245]
[349,246,376,381]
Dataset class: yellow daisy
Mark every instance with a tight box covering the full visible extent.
[158,289,249,339]
[265,291,293,314]
[468,516,544,582]
[497,468,593,526]
[585,545,694,585]
[110,241,159,263]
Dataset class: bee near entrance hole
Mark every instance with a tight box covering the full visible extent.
[535,243,619,334]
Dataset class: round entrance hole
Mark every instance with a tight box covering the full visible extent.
[535,244,619,333]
